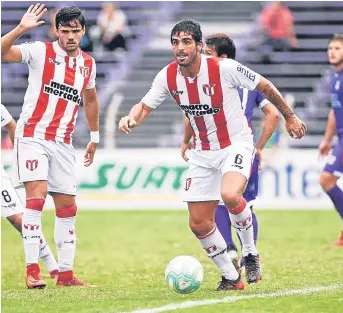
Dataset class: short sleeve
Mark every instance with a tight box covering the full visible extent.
[255,91,270,109]
[86,58,96,89]
[222,59,261,90]
[16,41,43,65]
[1,104,13,127]
[141,67,169,109]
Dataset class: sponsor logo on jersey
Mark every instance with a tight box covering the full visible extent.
[331,93,342,109]
[202,84,216,96]
[44,80,82,104]
[237,64,256,81]
[49,58,61,65]
[179,104,220,116]
[171,90,183,96]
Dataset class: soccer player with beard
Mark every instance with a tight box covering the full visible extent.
[1,4,100,288]
[319,34,343,246]
[181,34,280,270]
[119,20,306,290]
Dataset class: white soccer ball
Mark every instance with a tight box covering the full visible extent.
[165,255,204,294]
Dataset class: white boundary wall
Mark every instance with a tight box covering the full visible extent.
[2,149,340,210]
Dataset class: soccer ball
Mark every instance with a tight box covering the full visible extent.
[165,255,204,294]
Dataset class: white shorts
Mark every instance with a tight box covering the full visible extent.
[1,169,24,218]
[183,143,255,202]
[13,137,77,195]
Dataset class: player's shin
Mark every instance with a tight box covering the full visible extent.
[54,204,77,273]
[39,233,58,275]
[22,199,45,266]
[228,199,258,257]
[196,226,239,281]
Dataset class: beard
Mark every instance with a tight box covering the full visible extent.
[177,50,198,67]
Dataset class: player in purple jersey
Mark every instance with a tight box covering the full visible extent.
[182,33,279,270]
[319,34,343,247]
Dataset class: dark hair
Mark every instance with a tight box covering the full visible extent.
[329,33,343,44]
[170,20,202,44]
[205,33,236,59]
[55,6,85,29]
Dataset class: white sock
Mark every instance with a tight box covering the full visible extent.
[54,216,76,273]
[22,209,42,265]
[197,226,239,280]
[39,233,58,273]
[229,201,258,257]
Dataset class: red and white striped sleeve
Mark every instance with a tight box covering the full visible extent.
[141,66,169,109]
[221,59,261,90]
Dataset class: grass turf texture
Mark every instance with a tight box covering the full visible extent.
[2,210,343,313]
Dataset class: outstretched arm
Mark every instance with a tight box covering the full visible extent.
[256,76,307,138]
[118,102,153,134]
[1,3,47,63]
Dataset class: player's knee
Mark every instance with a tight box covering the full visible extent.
[189,218,214,237]
[221,191,241,210]
[24,181,48,199]
[319,172,337,191]
[56,203,77,218]
[26,198,45,211]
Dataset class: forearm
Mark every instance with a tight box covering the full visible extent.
[183,118,192,144]
[7,120,16,144]
[84,100,99,131]
[256,78,295,120]
[128,102,152,127]
[323,109,336,142]
[1,25,25,56]
[255,115,279,151]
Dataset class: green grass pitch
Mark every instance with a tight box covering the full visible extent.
[2,210,343,313]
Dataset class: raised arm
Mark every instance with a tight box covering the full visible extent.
[1,3,47,63]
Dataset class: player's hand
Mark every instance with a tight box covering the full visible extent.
[19,4,47,31]
[285,115,307,139]
[84,142,97,167]
[255,148,263,170]
[181,142,190,162]
[119,116,136,134]
[318,140,331,158]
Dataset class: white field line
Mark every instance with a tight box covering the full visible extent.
[122,284,343,313]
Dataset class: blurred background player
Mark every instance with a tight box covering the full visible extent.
[1,4,100,288]
[1,104,58,279]
[182,34,280,269]
[318,34,343,247]
[119,20,306,290]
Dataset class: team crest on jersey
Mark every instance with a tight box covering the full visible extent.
[79,66,90,78]
[26,160,38,171]
[202,84,216,96]
[185,178,192,191]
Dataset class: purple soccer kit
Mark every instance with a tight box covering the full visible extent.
[216,88,270,250]
[323,68,343,219]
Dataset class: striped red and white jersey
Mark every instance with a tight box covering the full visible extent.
[141,55,260,150]
[15,41,96,144]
